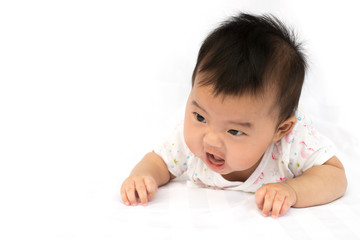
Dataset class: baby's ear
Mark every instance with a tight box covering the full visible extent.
[273,116,297,142]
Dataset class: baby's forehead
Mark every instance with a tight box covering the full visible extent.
[193,69,282,116]
[204,78,276,104]
[196,82,281,121]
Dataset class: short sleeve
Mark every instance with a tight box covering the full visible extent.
[285,108,336,177]
[153,122,190,177]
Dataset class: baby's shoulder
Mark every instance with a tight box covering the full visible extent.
[280,106,334,163]
[284,106,318,144]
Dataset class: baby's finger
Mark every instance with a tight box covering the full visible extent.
[135,179,148,206]
[255,187,266,210]
[279,197,292,217]
[125,180,137,206]
[144,177,158,201]
[271,193,285,218]
[262,190,276,217]
[120,182,130,206]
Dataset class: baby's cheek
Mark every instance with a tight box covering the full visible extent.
[184,118,207,160]
[227,149,259,170]
[184,133,201,156]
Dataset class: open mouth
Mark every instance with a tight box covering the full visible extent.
[206,152,226,171]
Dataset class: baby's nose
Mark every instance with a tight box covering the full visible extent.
[203,131,222,149]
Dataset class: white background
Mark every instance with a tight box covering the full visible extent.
[1,0,359,239]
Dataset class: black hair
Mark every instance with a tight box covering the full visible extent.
[192,13,307,125]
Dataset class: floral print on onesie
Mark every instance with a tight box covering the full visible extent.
[154,106,336,192]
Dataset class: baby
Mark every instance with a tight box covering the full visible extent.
[121,13,347,218]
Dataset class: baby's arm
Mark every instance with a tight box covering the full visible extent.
[255,156,347,218]
[121,151,174,206]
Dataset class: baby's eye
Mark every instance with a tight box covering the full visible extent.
[194,113,206,123]
[228,129,243,136]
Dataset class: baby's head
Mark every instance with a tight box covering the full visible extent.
[184,13,307,178]
[192,13,307,126]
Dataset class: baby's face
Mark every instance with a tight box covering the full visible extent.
[184,78,280,179]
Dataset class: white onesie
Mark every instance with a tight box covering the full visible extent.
[154,106,336,192]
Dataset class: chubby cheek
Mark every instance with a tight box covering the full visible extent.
[184,120,203,158]
[226,144,263,171]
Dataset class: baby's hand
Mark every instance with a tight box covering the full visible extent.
[255,182,297,218]
[121,175,158,206]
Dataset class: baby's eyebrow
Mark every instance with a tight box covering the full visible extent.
[191,100,208,114]
[228,120,253,129]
